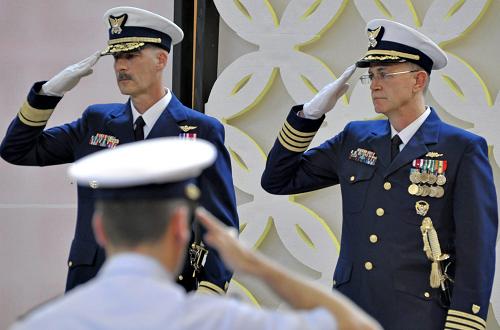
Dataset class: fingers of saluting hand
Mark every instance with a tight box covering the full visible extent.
[338,64,356,82]
[73,51,102,76]
[196,207,238,247]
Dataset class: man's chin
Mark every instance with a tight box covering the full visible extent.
[372,102,385,114]
[117,86,132,96]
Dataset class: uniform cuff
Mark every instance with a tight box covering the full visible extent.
[18,82,62,127]
[197,281,227,295]
[277,105,324,152]
[445,309,486,330]
[28,81,62,109]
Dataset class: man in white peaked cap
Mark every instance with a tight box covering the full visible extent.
[10,137,381,330]
[262,19,497,330]
[0,7,238,294]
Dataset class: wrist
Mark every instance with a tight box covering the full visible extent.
[40,83,64,97]
[252,253,283,283]
[298,109,322,120]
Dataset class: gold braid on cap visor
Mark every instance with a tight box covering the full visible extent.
[362,49,420,61]
[101,37,162,55]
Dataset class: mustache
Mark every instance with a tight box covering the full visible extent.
[117,72,132,81]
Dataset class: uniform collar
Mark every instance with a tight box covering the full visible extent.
[391,106,431,148]
[130,89,172,137]
[99,252,173,281]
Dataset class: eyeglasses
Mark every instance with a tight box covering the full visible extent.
[359,70,420,85]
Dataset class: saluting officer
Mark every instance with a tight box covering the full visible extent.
[0,7,238,294]
[261,19,497,330]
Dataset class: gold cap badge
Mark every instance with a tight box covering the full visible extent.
[185,183,201,201]
[109,14,127,35]
[367,26,382,47]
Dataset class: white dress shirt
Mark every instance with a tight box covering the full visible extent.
[391,107,431,152]
[131,90,172,138]
[11,253,336,330]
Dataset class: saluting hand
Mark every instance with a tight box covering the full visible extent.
[302,64,356,119]
[197,207,261,276]
[41,51,101,97]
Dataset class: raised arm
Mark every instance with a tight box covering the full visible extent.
[197,207,382,330]
[0,52,101,166]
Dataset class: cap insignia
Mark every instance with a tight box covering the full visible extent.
[185,183,201,201]
[109,14,128,35]
[367,26,383,48]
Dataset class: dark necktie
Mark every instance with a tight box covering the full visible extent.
[134,116,146,141]
[391,134,402,161]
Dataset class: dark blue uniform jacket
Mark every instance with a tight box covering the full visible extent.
[262,106,497,330]
[1,82,239,294]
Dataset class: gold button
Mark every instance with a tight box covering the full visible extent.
[333,280,336,285]
[369,234,378,243]
[364,262,373,270]
[424,292,430,298]
[68,261,73,267]
[383,182,391,190]
[178,275,183,281]
[376,208,385,216]
[350,176,355,182]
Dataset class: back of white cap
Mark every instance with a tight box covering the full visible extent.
[68,137,216,200]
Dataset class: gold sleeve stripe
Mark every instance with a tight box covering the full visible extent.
[18,101,54,127]
[196,286,219,295]
[448,310,486,327]
[281,125,315,143]
[279,130,312,148]
[278,133,309,153]
[364,49,420,61]
[283,121,317,138]
[18,112,47,127]
[277,119,317,151]
[198,281,225,295]
[446,316,484,330]
[445,322,482,330]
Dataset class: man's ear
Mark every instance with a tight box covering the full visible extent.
[169,206,189,246]
[157,50,169,70]
[413,71,428,92]
[92,212,107,247]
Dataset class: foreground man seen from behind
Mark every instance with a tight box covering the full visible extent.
[10,138,381,330]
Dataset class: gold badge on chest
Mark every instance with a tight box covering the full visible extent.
[179,125,197,132]
[178,124,198,140]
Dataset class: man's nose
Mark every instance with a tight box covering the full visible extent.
[114,58,128,71]
[370,76,381,91]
